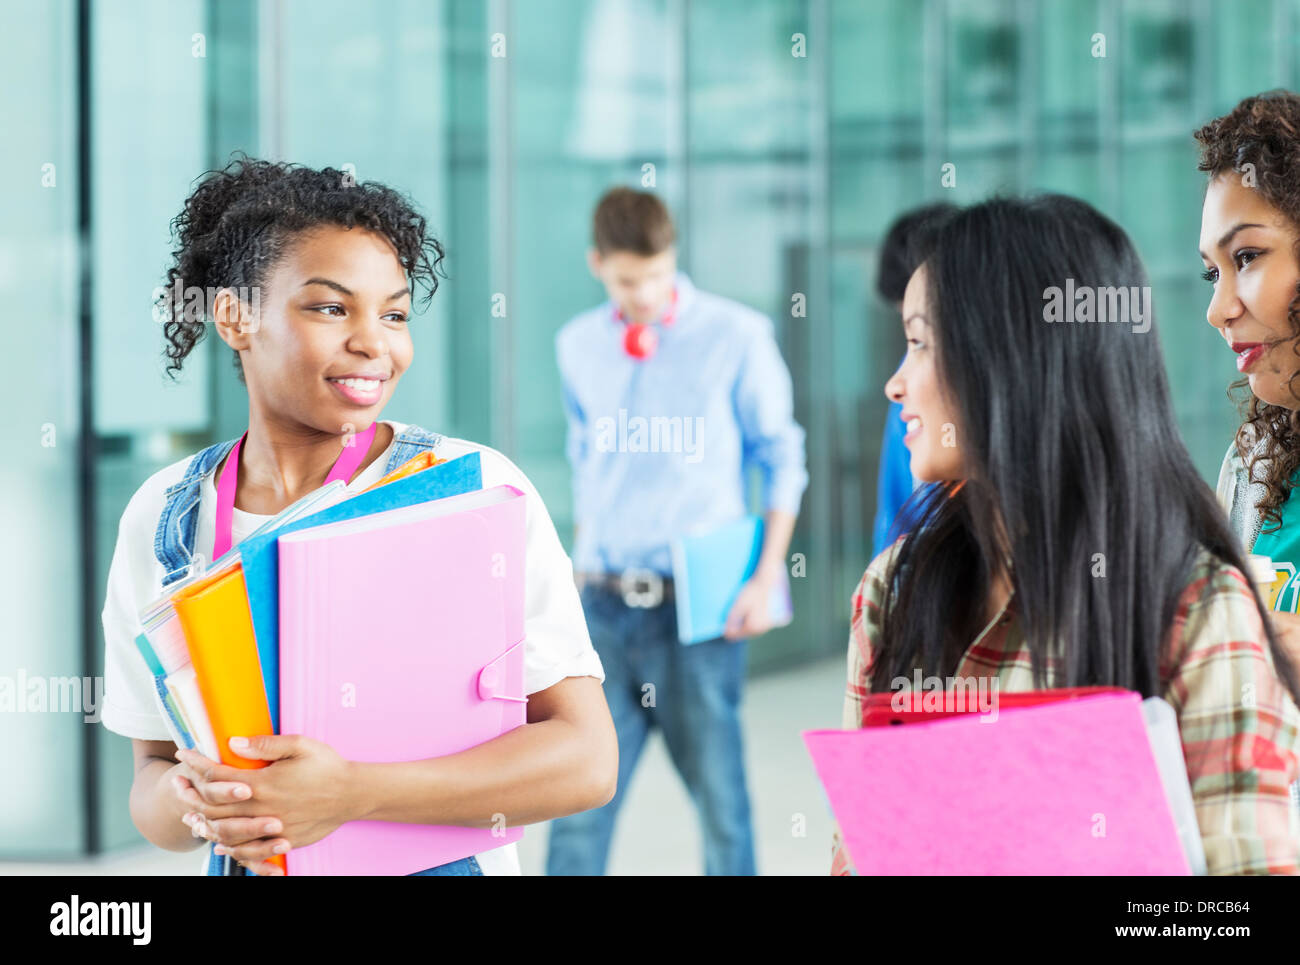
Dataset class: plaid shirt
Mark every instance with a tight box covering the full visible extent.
[830,543,1300,876]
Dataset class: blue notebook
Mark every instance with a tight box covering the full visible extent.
[238,451,483,731]
[670,515,793,644]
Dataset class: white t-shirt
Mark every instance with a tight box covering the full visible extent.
[100,421,604,876]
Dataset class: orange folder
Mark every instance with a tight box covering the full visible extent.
[362,451,443,493]
[171,563,285,873]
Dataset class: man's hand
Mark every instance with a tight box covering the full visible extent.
[722,564,785,641]
[174,734,358,875]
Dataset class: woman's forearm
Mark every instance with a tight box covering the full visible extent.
[130,758,205,853]
[345,716,616,830]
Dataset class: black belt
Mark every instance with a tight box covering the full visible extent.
[576,570,675,607]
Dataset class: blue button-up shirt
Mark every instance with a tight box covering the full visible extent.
[556,272,808,575]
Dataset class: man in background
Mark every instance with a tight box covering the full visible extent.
[548,187,808,875]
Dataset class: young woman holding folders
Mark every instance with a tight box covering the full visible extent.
[833,195,1300,876]
[99,156,617,876]
[1200,93,1300,677]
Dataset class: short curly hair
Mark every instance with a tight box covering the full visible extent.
[158,152,445,381]
[1195,90,1300,534]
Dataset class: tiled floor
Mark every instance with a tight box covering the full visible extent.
[1,654,845,877]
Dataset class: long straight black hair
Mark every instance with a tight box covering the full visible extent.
[873,194,1300,705]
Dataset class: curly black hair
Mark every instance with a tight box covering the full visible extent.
[1195,91,1300,534]
[158,152,445,381]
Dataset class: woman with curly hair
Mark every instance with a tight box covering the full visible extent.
[1199,93,1300,664]
[99,155,616,876]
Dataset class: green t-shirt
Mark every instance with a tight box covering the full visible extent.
[1251,492,1300,612]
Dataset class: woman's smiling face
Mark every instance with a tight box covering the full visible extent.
[884,265,965,482]
[1200,172,1300,408]
[228,224,414,435]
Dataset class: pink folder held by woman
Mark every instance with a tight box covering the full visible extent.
[278,485,528,875]
[804,691,1191,875]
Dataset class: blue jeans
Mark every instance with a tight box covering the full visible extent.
[546,585,756,875]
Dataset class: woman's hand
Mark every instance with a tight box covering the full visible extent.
[174,735,359,875]
[171,756,286,876]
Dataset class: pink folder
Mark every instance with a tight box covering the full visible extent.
[278,485,528,875]
[803,691,1190,875]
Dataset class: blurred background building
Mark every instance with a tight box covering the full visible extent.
[5,0,1300,869]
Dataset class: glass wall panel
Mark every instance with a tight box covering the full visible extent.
[0,0,83,858]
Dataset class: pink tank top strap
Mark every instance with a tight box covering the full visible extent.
[211,422,378,560]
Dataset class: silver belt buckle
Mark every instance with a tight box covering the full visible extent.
[619,568,663,608]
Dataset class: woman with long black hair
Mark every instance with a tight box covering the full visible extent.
[833,195,1300,876]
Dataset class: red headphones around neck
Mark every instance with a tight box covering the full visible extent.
[615,288,678,360]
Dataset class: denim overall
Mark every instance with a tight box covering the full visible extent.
[154,423,483,876]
